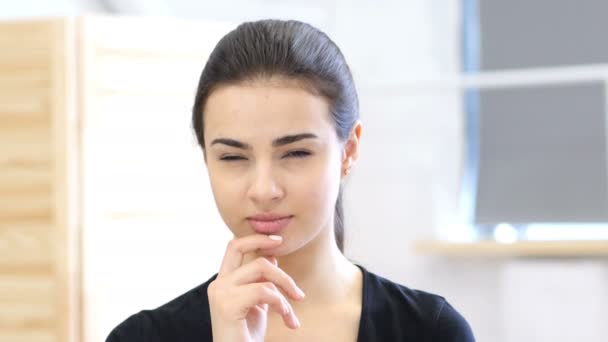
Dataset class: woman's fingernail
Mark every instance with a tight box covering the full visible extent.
[294,315,301,328]
[268,235,282,241]
[296,287,305,299]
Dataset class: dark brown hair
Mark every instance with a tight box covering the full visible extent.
[191,19,359,252]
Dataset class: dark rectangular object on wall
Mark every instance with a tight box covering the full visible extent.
[475,82,608,224]
[479,0,608,70]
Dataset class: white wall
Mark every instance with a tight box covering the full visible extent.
[4,1,608,341]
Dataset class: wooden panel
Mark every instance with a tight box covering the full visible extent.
[0,20,55,45]
[0,17,78,342]
[0,49,51,72]
[0,129,52,170]
[0,197,52,222]
[0,39,53,208]
[0,275,54,303]
[0,303,54,330]
[0,331,55,342]
[0,69,49,89]
[0,87,49,114]
[0,21,52,89]
[50,18,80,342]
[0,161,51,197]
[0,19,55,225]
[0,225,53,269]
[0,298,54,331]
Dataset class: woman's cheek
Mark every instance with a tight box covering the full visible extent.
[301,170,336,217]
[209,176,243,234]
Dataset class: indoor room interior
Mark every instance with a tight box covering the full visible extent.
[2,1,608,341]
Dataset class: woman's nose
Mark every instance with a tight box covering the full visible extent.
[247,164,284,205]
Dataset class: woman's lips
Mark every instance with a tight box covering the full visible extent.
[247,215,293,234]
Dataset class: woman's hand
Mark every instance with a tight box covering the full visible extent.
[208,234,305,342]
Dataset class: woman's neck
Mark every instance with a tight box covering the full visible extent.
[274,226,361,306]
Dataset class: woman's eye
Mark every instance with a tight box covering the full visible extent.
[219,155,246,162]
[284,150,311,159]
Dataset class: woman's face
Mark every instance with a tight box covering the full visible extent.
[203,78,352,256]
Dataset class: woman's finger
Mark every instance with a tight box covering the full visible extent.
[230,257,305,301]
[240,282,300,329]
[219,234,283,276]
[268,256,278,267]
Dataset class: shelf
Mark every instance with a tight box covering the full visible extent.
[413,239,608,257]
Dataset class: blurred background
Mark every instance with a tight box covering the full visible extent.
[2,0,608,341]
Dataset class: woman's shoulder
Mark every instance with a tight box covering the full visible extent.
[105,274,218,342]
[357,265,475,341]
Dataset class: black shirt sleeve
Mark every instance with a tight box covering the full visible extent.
[432,300,476,342]
[106,314,138,342]
[104,278,215,342]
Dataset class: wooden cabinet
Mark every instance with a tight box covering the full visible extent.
[1,16,233,342]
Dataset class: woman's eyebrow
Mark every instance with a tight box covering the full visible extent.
[210,138,251,149]
[210,133,318,149]
[272,133,318,147]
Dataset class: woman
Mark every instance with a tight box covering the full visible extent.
[107,19,475,342]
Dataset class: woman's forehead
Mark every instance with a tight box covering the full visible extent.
[203,82,335,141]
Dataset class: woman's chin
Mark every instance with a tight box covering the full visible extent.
[262,239,303,258]
[258,243,292,257]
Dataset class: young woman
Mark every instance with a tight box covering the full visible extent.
[107,19,475,342]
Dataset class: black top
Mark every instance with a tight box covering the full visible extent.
[106,265,475,342]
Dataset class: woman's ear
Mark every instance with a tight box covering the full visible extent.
[342,120,362,176]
